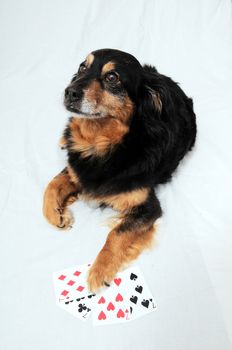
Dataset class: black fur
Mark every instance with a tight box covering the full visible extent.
[117,189,162,233]
[65,49,196,198]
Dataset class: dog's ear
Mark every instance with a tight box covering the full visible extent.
[144,85,162,113]
[139,65,163,115]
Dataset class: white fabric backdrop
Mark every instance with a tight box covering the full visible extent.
[0,0,232,349]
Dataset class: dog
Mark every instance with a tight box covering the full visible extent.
[43,48,196,292]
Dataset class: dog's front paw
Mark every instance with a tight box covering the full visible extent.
[59,136,67,150]
[43,204,74,230]
[55,207,74,230]
[87,256,117,292]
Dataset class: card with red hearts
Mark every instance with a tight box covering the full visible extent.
[92,266,157,326]
[92,275,132,325]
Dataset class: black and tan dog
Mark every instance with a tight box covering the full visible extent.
[43,49,196,292]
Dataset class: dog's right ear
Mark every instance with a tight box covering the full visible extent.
[139,65,164,117]
[144,84,162,113]
[144,65,162,112]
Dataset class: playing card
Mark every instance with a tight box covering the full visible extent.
[53,263,98,321]
[92,275,131,326]
[53,263,91,303]
[57,293,97,321]
[125,267,157,320]
[92,266,156,325]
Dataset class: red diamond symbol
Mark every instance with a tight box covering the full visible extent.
[67,280,75,286]
[58,274,66,280]
[73,270,81,277]
[76,285,84,292]
[61,290,69,296]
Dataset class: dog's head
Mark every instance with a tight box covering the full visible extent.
[64,49,162,124]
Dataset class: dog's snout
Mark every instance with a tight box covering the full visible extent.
[65,87,81,102]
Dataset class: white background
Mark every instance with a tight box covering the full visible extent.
[0,0,232,349]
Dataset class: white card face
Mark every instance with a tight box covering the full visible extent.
[53,263,97,321]
[125,267,157,320]
[57,293,97,321]
[92,275,132,326]
[92,266,157,326]
[53,263,92,303]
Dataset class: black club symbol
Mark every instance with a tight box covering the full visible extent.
[78,303,91,313]
[78,303,86,312]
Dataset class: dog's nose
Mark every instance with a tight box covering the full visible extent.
[65,87,80,102]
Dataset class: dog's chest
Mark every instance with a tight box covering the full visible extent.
[66,117,128,158]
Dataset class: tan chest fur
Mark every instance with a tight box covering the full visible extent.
[67,117,129,158]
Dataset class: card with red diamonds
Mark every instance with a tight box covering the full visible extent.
[53,263,92,303]
[53,263,97,321]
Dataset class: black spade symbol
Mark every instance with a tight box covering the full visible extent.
[130,273,138,281]
[135,285,143,294]
[141,299,149,308]
[130,295,138,304]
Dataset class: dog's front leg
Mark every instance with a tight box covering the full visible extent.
[43,167,80,230]
[87,188,162,292]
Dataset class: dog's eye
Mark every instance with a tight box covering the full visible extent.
[105,72,119,83]
[79,64,87,74]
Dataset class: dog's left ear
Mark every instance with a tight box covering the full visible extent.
[145,85,162,113]
[139,65,163,115]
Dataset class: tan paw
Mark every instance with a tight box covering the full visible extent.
[59,136,67,150]
[43,205,74,230]
[87,258,117,292]
[65,194,78,206]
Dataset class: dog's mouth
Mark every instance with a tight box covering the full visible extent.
[65,104,103,119]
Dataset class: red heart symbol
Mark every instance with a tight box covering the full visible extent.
[107,302,115,311]
[114,278,122,286]
[98,311,106,320]
[117,309,125,318]
[115,293,123,302]
[98,296,105,304]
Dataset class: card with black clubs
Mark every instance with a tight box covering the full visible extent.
[58,294,97,320]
